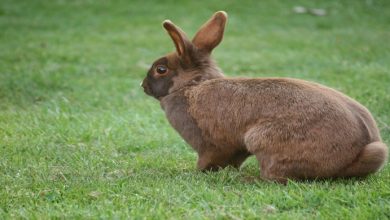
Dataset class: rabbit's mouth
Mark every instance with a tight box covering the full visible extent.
[141,79,152,96]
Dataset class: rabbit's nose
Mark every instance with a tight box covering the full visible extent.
[140,80,147,89]
[141,80,152,96]
[141,79,150,92]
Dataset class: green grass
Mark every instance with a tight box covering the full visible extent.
[1,0,390,219]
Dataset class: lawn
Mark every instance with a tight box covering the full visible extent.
[0,0,389,219]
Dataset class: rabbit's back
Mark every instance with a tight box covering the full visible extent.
[186,78,380,157]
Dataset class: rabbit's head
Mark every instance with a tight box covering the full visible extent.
[142,11,228,99]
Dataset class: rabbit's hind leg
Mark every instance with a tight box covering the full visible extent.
[255,153,291,184]
[255,153,320,184]
[244,130,315,183]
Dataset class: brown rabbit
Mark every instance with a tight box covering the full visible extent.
[141,11,388,183]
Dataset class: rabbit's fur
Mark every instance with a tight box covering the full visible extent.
[141,11,388,183]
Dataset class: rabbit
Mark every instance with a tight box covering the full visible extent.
[141,11,388,184]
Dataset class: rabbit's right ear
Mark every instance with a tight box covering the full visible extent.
[192,11,228,53]
[163,20,191,57]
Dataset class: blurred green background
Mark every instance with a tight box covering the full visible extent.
[0,0,389,219]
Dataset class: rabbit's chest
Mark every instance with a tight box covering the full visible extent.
[160,93,207,152]
[161,91,245,151]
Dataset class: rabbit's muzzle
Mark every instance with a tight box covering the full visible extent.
[141,79,152,96]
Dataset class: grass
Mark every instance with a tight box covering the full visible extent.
[0,0,389,219]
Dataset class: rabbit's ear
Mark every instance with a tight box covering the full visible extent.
[192,11,228,53]
[163,20,191,57]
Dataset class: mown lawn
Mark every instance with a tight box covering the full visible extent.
[0,0,389,219]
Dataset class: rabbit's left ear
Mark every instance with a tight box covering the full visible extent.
[163,20,191,57]
[192,11,228,53]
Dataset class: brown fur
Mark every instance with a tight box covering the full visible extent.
[141,11,388,183]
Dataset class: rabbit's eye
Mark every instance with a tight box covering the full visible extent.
[156,65,168,75]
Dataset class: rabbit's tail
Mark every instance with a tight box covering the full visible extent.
[339,141,388,177]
